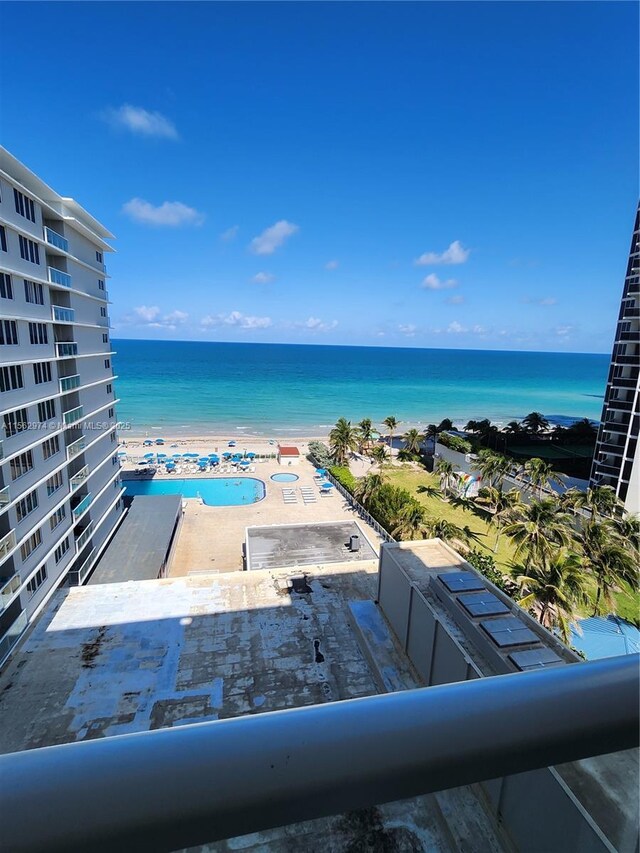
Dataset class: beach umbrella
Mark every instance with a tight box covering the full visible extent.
[157,453,167,459]
[143,439,153,446]
[137,460,149,466]
[320,481,334,489]
[155,438,165,445]
[247,452,256,458]
[118,451,127,457]
[239,460,250,467]
[198,457,209,463]
[222,452,232,458]
[166,463,176,470]
[209,453,219,461]
[172,453,182,459]
[185,452,199,458]
[143,452,155,459]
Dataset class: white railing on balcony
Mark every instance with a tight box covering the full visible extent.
[0,529,16,562]
[0,439,3,460]
[0,485,9,507]
[47,267,71,287]
[59,374,80,393]
[56,342,78,358]
[0,609,27,665]
[72,494,92,520]
[44,227,69,253]
[77,547,97,584]
[63,406,83,426]
[52,305,75,323]
[0,573,20,611]
[66,436,86,460]
[70,466,89,492]
[75,523,93,553]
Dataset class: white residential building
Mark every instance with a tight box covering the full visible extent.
[0,147,125,663]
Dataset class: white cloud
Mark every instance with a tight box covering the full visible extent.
[220,225,239,242]
[447,320,467,334]
[122,198,205,227]
[101,105,178,139]
[421,273,458,290]
[252,272,275,284]
[325,260,339,270]
[415,240,470,266]
[447,294,465,304]
[127,306,189,330]
[398,323,417,337]
[539,297,557,306]
[134,305,160,323]
[556,325,573,336]
[296,316,338,332]
[250,220,299,255]
[472,324,487,334]
[165,310,189,325]
[202,311,272,330]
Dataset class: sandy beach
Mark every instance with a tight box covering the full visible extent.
[117,432,331,461]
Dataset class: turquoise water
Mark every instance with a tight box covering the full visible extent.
[112,340,609,436]
[124,477,266,506]
[271,473,300,482]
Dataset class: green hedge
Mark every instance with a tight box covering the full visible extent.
[328,465,357,493]
[437,433,473,454]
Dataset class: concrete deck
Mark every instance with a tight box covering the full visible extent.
[246,521,377,571]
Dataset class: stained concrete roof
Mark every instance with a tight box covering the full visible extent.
[246,522,378,571]
[88,495,181,585]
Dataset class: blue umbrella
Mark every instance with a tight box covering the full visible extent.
[137,459,149,466]
[228,440,237,447]
[172,453,182,459]
[143,439,153,446]
[143,452,155,459]
[222,452,232,458]
[155,438,165,445]
[246,452,256,458]
[320,481,334,489]
[166,463,176,470]
[209,454,219,461]
[240,460,250,467]
[157,453,167,459]
[315,468,327,475]
[198,457,209,463]
[185,453,199,458]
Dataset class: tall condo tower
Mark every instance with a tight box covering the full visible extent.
[590,204,640,515]
[0,148,124,664]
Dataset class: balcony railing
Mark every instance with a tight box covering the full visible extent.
[0,485,9,507]
[75,523,93,552]
[0,439,3,460]
[56,342,78,358]
[59,374,80,393]
[66,436,86,460]
[0,573,20,611]
[44,227,68,253]
[63,406,83,426]
[48,267,71,287]
[70,466,89,492]
[0,609,27,666]
[77,547,97,584]
[72,494,92,520]
[0,529,16,562]
[52,306,75,323]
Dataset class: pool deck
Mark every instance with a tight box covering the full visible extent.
[120,455,384,575]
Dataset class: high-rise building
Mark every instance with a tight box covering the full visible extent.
[0,147,124,664]
[590,205,640,515]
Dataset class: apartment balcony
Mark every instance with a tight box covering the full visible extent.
[607,398,634,413]
[594,461,622,477]
[0,485,9,507]
[72,494,92,521]
[66,435,86,460]
[63,406,83,426]
[43,227,69,253]
[0,439,3,460]
[621,306,640,320]
[613,353,640,366]
[618,330,640,342]
[75,523,93,553]
[76,546,97,584]
[608,376,638,390]
[59,374,80,393]
[597,441,626,456]
[0,609,27,665]
[70,466,89,493]
[0,573,20,612]
[48,267,72,288]
[602,420,631,435]
[0,529,16,562]
[52,305,75,323]
[56,342,78,358]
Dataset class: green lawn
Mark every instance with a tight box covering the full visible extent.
[380,464,639,626]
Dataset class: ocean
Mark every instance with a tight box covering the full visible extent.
[112,339,609,437]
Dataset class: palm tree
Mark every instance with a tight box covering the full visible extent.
[353,472,385,507]
[424,517,482,548]
[391,501,428,540]
[510,554,589,644]
[416,483,443,499]
[383,416,399,460]
[579,519,638,616]
[358,418,374,453]
[502,497,573,566]
[329,417,359,466]
[435,458,457,497]
[504,420,524,434]
[477,487,522,551]
[436,418,454,432]
[476,450,512,490]
[370,445,389,465]
[522,411,550,434]
[423,424,438,441]
[402,428,422,455]
[611,513,640,557]
[522,457,564,499]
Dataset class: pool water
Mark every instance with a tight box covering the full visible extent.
[124,477,265,506]
[270,473,300,483]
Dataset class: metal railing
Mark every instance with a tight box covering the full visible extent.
[52,305,75,323]
[0,485,9,507]
[0,572,20,610]
[75,523,93,552]
[66,436,86,459]
[63,406,83,426]
[44,226,68,252]
[0,529,16,562]
[0,656,637,853]
[47,266,71,287]
[72,493,92,520]
[56,342,78,358]
[60,374,81,393]
[0,609,27,667]
[70,466,89,492]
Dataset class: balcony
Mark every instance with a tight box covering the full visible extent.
[613,353,640,366]
[0,439,3,460]
[44,227,68,253]
[70,466,89,492]
[0,573,20,611]
[597,441,625,456]
[63,406,83,426]
[0,486,9,507]
[77,547,97,584]
[594,461,622,476]
[66,436,86,460]
[52,306,75,323]
[608,376,638,390]
[48,267,71,288]
[72,494,92,521]
[0,609,27,665]
[0,529,16,562]
[603,420,631,434]
[618,330,640,342]
[59,374,80,393]
[75,523,93,552]
[56,342,78,358]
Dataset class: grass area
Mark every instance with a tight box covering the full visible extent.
[381,464,640,626]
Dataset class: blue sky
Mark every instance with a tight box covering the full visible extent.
[1,2,637,352]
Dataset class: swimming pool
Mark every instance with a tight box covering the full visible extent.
[270,473,299,483]
[124,477,266,506]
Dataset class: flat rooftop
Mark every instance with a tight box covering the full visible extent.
[88,494,182,585]
[246,521,378,571]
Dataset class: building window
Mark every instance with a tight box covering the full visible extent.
[16,489,39,523]
[4,407,28,438]
[42,435,60,460]
[0,364,24,393]
[112,454,118,465]
[28,322,48,345]
[46,470,64,496]
[0,320,18,345]
[116,498,122,511]
[54,538,70,564]
[0,272,13,299]
[0,225,7,252]
[10,450,34,480]
[106,384,112,394]
[37,399,56,422]
[100,306,107,317]
[98,279,105,290]
[20,528,42,561]
[26,565,47,598]
[104,359,110,369]
[14,189,36,222]
[24,279,44,305]
[110,431,116,443]
[33,361,53,384]
[102,333,109,344]
[108,407,114,418]
[18,235,40,264]
[50,505,66,531]
[96,251,103,264]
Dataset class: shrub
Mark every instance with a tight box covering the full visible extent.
[465,548,511,593]
[368,483,415,532]
[328,465,357,493]
[308,440,333,468]
[437,433,473,454]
